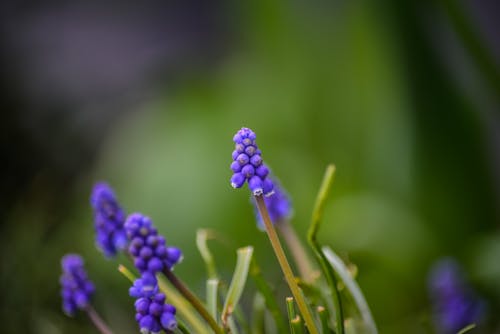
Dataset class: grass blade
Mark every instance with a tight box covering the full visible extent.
[307,164,345,334]
[249,259,288,333]
[206,279,219,321]
[221,246,254,326]
[322,247,377,333]
[196,229,219,279]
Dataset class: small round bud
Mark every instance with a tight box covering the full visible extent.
[140,247,153,259]
[231,161,242,173]
[241,164,255,178]
[147,258,163,272]
[263,178,274,196]
[245,145,256,156]
[235,143,245,152]
[250,154,262,167]
[231,173,245,188]
[236,153,249,165]
[249,176,263,196]
[149,302,163,316]
[161,312,177,331]
[255,165,269,178]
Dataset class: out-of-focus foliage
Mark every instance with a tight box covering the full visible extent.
[0,0,498,333]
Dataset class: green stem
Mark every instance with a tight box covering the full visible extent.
[307,164,345,334]
[249,259,288,333]
[277,219,317,283]
[85,305,114,334]
[163,268,224,334]
[317,306,330,334]
[255,195,319,334]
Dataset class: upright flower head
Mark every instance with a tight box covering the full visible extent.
[125,213,183,275]
[129,273,177,333]
[230,127,274,196]
[60,254,95,316]
[428,258,485,334]
[91,182,128,257]
[254,179,292,230]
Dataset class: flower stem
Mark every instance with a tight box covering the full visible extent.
[85,305,114,334]
[163,268,224,334]
[254,195,319,334]
[277,219,317,283]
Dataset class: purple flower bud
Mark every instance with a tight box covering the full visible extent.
[230,128,274,197]
[166,247,183,264]
[248,176,263,196]
[231,173,246,188]
[140,247,153,259]
[131,273,178,332]
[60,254,94,316]
[241,164,255,178]
[231,161,242,173]
[245,145,256,156]
[429,259,485,334]
[149,302,163,316]
[263,178,274,196]
[161,312,177,331]
[235,143,245,152]
[135,298,150,314]
[164,304,176,314]
[255,165,269,178]
[139,315,154,331]
[125,213,183,275]
[250,154,262,167]
[147,258,164,273]
[155,245,167,257]
[154,293,166,304]
[236,153,250,165]
[91,182,128,257]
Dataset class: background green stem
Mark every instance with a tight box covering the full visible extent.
[277,219,316,283]
[255,195,319,334]
[307,164,345,334]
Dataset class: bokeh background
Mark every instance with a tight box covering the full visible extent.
[1,0,499,333]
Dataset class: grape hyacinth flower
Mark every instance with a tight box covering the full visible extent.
[428,258,485,334]
[230,127,274,196]
[60,254,95,316]
[129,273,177,333]
[125,213,183,275]
[91,182,128,257]
[254,179,291,230]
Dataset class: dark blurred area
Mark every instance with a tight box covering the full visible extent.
[0,0,498,333]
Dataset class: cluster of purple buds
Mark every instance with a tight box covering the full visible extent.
[125,213,183,275]
[428,259,485,334]
[230,127,274,196]
[130,273,177,333]
[254,179,292,230]
[91,182,128,257]
[60,254,95,316]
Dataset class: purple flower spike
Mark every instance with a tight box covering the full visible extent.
[91,182,128,257]
[254,179,292,230]
[428,258,485,334]
[60,254,95,316]
[125,213,183,275]
[131,273,177,333]
[230,127,274,196]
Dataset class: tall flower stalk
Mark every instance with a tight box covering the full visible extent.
[230,127,319,334]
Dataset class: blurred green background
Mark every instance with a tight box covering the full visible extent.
[1,0,499,333]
